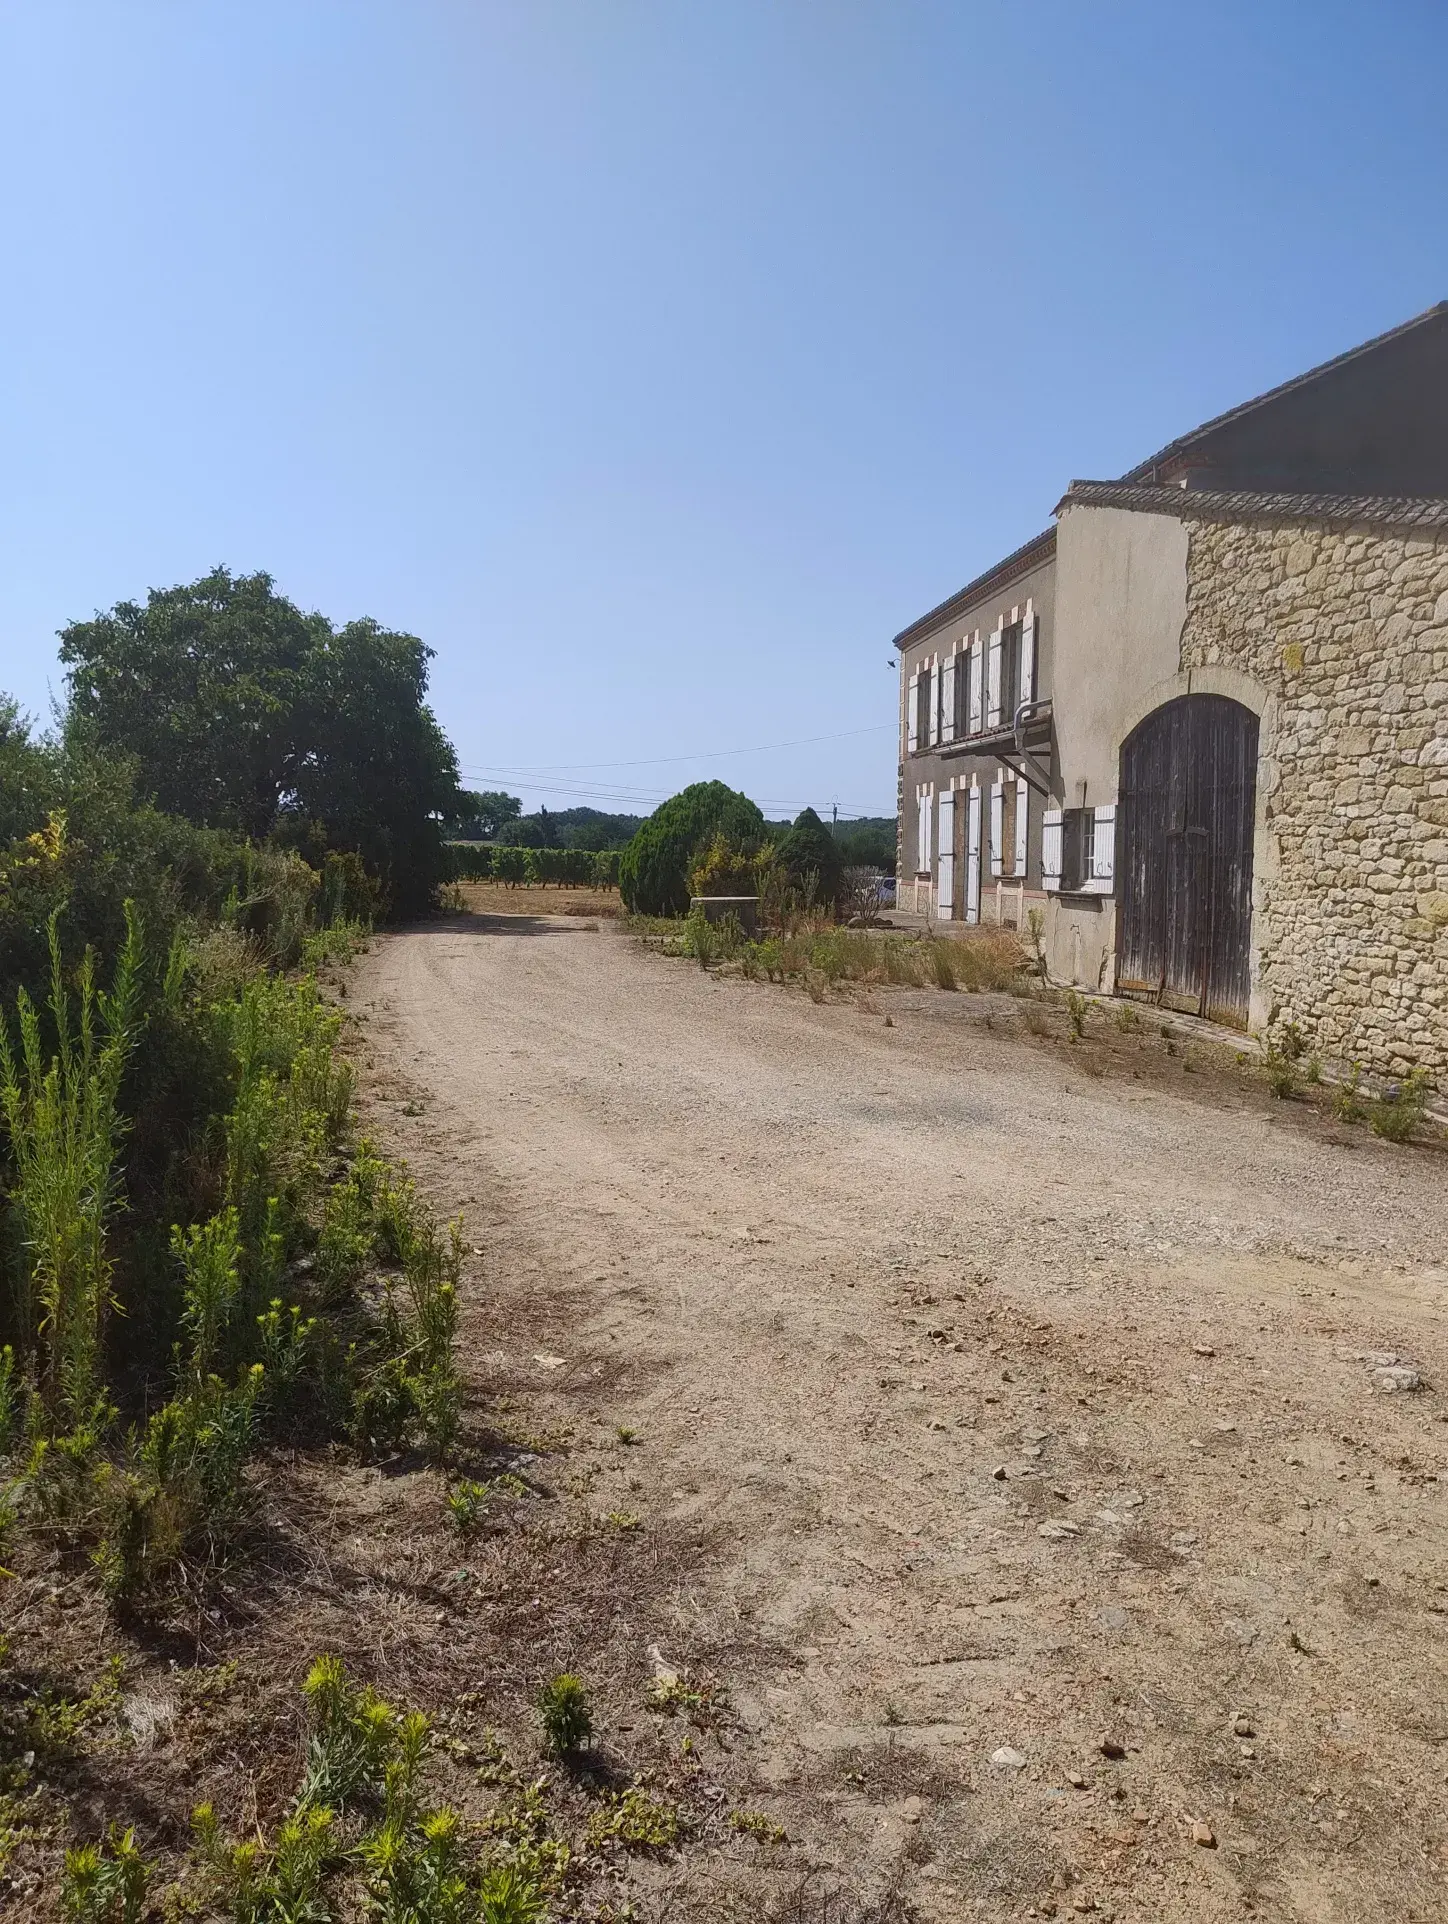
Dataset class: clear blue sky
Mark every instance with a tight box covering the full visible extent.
[2,3,1445,821]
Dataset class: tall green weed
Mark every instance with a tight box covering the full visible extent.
[0,907,143,1429]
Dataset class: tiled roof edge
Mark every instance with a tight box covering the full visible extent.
[1057,480,1448,535]
[890,526,1057,654]
[1119,302,1448,482]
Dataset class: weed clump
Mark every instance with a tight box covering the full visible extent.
[537,1673,592,1757]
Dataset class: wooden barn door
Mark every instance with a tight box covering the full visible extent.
[1116,695,1258,1028]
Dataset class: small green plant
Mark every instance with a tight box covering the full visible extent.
[1369,1067,1431,1144]
[1114,1000,1140,1032]
[0,1346,18,1457]
[1024,906,1047,980]
[681,908,719,969]
[644,1669,730,1728]
[537,1673,591,1756]
[1335,1063,1367,1123]
[615,1425,639,1445]
[1064,989,1088,1039]
[481,1781,570,1890]
[297,1653,400,1810]
[447,1478,491,1535]
[585,1783,679,1851]
[1278,1020,1306,1060]
[61,1824,151,1924]
[173,1208,243,1384]
[1305,1055,1322,1084]
[604,1509,641,1531]
[478,1863,548,1924]
[1263,1036,1297,1099]
[729,1807,787,1844]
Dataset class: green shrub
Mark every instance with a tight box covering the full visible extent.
[537,1672,591,1756]
[776,807,842,910]
[1369,1067,1431,1143]
[1064,989,1088,1038]
[619,783,765,916]
[928,940,958,991]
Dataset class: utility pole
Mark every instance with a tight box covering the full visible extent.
[832,801,838,830]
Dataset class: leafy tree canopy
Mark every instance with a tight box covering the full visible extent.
[451,790,523,841]
[59,568,460,916]
[618,782,765,916]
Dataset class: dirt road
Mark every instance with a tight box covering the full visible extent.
[353,913,1448,1923]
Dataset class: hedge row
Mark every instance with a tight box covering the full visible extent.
[446,844,622,888]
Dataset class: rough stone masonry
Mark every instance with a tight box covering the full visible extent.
[1182,510,1448,1081]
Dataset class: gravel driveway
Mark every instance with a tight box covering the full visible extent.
[353,912,1448,1923]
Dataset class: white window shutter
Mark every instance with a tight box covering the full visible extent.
[1092,803,1116,885]
[968,637,983,734]
[940,654,956,745]
[1042,807,1063,891]
[923,664,935,748]
[936,789,955,918]
[989,779,1004,878]
[987,628,1003,728]
[966,783,982,923]
[1014,777,1029,878]
[1020,613,1036,705]
[916,792,929,873]
[907,671,919,754]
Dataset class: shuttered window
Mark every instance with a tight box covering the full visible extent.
[940,654,957,745]
[986,628,1003,729]
[1042,807,1063,891]
[966,784,982,923]
[1014,776,1029,878]
[988,778,1004,878]
[907,670,919,754]
[926,662,939,747]
[968,636,983,734]
[1020,611,1036,705]
[916,790,932,874]
[936,789,955,918]
[1092,803,1116,886]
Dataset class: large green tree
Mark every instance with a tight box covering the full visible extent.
[59,568,461,915]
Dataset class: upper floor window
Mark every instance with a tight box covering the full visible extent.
[905,608,1038,757]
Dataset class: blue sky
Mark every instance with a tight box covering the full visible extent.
[2,2,1445,821]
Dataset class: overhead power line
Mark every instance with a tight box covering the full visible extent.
[458,721,893,777]
[455,767,889,818]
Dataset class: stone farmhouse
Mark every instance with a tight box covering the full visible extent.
[892,304,1448,1081]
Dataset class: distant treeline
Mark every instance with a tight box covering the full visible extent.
[451,798,897,869]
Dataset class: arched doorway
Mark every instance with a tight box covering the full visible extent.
[1116,694,1259,1028]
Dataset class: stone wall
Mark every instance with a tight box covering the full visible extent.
[1181,516,1448,1081]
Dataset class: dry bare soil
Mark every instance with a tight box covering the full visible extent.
[342,909,1448,1924]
